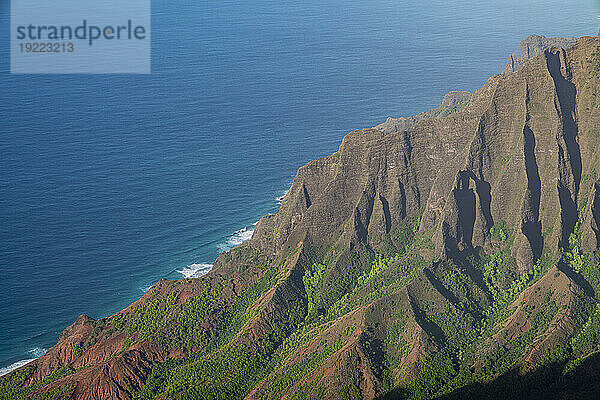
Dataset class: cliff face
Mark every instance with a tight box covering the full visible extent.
[505,35,578,73]
[3,35,600,400]
[374,90,472,134]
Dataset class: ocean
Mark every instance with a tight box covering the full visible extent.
[1,0,598,373]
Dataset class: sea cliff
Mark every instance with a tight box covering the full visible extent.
[3,34,600,400]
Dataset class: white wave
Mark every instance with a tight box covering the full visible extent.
[139,284,154,293]
[177,263,213,279]
[276,190,289,204]
[215,189,287,254]
[28,347,46,358]
[0,348,47,377]
[218,226,255,252]
[0,359,35,377]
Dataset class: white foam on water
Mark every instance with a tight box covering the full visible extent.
[216,189,288,253]
[28,347,46,358]
[177,263,213,279]
[3,187,291,377]
[0,359,35,377]
[0,348,47,377]
[276,189,289,204]
[139,284,154,293]
[218,226,255,252]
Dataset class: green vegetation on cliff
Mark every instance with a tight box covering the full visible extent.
[3,35,600,400]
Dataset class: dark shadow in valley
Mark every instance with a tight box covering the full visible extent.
[406,291,446,346]
[556,258,595,297]
[383,352,600,400]
[359,329,389,382]
[423,267,462,309]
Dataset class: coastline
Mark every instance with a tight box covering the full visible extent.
[0,348,46,377]
[0,189,289,374]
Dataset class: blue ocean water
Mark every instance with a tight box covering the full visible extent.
[0,0,598,372]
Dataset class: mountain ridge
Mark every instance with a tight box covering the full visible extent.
[2,34,600,399]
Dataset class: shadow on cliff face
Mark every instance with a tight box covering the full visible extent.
[382,352,600,400]
[521,123,544,264]
[443,171,491,260]
[556,257,595,298]
[474,178,494,238]
[545,49,582,250]
[455,171,477,249]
